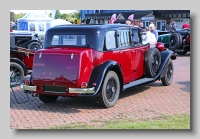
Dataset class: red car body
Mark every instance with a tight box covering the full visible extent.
[23,24,176,108]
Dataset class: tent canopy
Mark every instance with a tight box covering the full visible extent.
[18,13,53,22]
[50,19,72,27]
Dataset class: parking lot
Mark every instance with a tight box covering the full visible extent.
[10,53,190,129]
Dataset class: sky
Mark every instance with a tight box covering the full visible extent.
[10,10,78,14]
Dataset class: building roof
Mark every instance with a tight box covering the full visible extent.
[85,11,153,21]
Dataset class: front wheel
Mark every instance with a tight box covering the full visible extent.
[161,59,174,86]
[98,71,120,108]
[39,94,58,103]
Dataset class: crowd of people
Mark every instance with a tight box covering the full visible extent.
[124,19,190,48]
[124,19,158,48]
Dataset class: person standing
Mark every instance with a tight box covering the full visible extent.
[171,20,177,31]
[139,22,145,29]
[145,27,157,48]
[182,22,190,29]
[133,20,139,27]
[149,24,158,41]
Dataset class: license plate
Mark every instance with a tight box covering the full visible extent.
[22,85,37,91]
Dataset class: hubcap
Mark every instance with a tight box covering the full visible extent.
[106,78,117,102]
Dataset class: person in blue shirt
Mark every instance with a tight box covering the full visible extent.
[149,24,158,41]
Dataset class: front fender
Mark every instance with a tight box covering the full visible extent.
[155,50,176,80]
[78,60,123,97]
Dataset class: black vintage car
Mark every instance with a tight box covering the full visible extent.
[10,31,43,50]
[10,31,42,80]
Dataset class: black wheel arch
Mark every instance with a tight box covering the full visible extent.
[10,58,27,76]
[158,50,176,80]
[78,60,123,97]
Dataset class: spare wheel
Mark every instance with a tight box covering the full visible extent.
[169,33,180,50]
[145,48,161,78]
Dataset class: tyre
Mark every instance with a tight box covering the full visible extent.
[177,51,188,55]
[169,33,180,50]
[10,62,24,80]
[98,71,120,108]
[145,48,161,78]
[177,33,182,49]
[39,94,58,103]
[161,59,174,86]
[28,42,41,50]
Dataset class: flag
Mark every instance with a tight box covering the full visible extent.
[110,14,117,23]
[128,14,134,21]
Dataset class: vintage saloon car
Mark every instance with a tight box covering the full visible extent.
[22,24,176,108]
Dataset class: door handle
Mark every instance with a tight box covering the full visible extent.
[132,50,135,53]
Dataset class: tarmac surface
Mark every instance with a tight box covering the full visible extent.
[10,53,190,129]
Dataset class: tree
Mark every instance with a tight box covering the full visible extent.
[55,10,62,19]
[62,13,69,20]
[73,10,81,20]
[15,13,25,21]
[10,11,15,22]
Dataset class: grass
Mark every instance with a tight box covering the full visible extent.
[49,114,190,129]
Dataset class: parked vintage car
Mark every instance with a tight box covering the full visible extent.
[10,31,44,79]
[10,47,35,80]
[158,28,190,55]
[21,24,176,108]
[10,31,43,50]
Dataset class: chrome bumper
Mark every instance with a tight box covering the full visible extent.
[21,85,37,91]
[69,87,95,94]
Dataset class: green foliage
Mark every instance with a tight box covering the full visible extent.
[10,11,15,22]
[15,13,26,21]
[11,10,81,23]
[55,10,62,19]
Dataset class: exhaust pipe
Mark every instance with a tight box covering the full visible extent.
[32,93,38,97]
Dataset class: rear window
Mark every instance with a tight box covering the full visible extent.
[51,35,86,46]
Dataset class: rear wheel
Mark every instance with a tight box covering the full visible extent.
[39,94,58,103]
[161,59,174,86]
[98,71,120,108]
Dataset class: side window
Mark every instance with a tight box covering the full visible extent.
[132,30,140,45]
[118,29,131,48]
[105,31,116,50]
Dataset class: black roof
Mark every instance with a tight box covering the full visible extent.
[49,24,131,30]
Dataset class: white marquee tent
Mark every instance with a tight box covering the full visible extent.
[17,13,72,36]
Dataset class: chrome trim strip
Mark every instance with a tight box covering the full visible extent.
[69,87,95,94]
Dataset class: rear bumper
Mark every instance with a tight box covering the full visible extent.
[21,84,95,94]
[69,87,95,94]
[21,85,36,91]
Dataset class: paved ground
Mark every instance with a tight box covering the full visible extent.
[10,53,190,129]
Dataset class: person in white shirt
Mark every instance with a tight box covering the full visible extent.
[145,27,157,48]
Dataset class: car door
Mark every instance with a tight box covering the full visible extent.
[130,28,147,80]
[117,29,134,84]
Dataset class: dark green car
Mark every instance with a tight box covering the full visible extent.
[158,33,171,48]
[157,29,190,55]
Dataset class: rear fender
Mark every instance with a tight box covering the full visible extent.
[79,60,123,97]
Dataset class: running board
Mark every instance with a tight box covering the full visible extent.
[123,78,155,90]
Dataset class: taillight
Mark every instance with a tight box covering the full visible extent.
[81,82,87,88]
[25,80,30,85]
